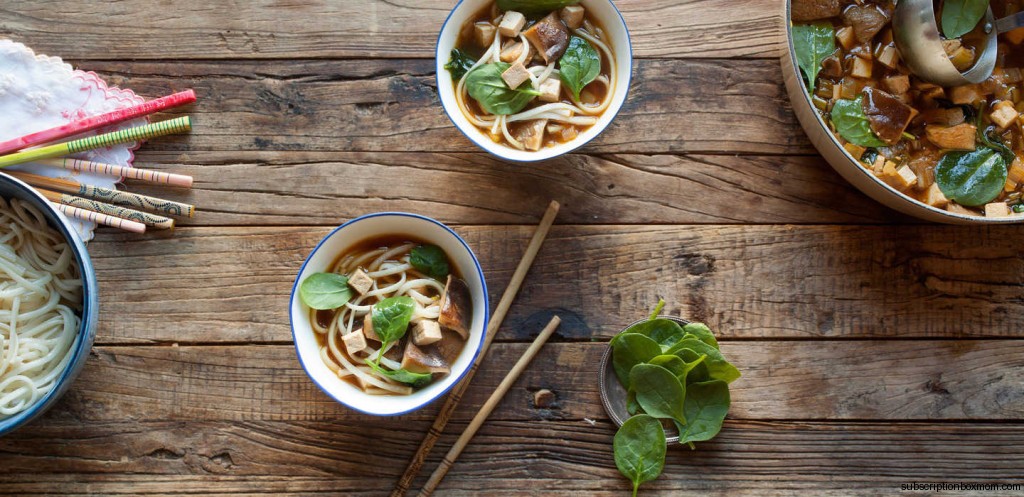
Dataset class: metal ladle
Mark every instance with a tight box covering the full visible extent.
[893,0,1024,86]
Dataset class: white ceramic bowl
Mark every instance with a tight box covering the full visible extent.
[0,173,99,437]
[289,213,489,416]
[437,0,633,162]
[781,2,1021,224]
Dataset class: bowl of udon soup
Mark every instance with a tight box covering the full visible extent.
[437,0,632,161]
[0,173,98,436]
[784,0,1024,223]
[290,213,489,416]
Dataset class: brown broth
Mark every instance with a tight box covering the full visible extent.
[452,2,613,150]
[311,235,468,393]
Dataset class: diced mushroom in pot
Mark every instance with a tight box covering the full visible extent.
[918,107,965,126]
[861,87,915,144]
[438,275,472,340]
[511,119,549,151]
[791,0,841,21]
[401,342,451,375]
[843,5,887,43]
[820,55,843,79]
[523,12,569,64]
[925,123,977,150]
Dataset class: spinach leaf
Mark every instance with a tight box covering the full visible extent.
[410,244,450,279]
[941,0,989,38]
[935,149,1008,206]
[682,323,719,350]
[650,353,707,385]
[791,22,835,89]
[626,389,643,416]
[674,348,711,384]
[465,63,541,115]
[618,318,686,351]
[496,0,580,16]
[831,96,888,147]
[678,380,731,446]
[667,338,741,384]
[444,49,476,81]
[630,364,688,425]
[613,414,666,497]
[371,296,416,344]
[367,361,433,388]
[612,333,662,387]
[559,36,601,101]
[299,272,353,310]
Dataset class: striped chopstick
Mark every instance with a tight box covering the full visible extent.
[36,158,193,188]
[6,171,195,218]
[0,90,196,155]
[53,202,146,234]
[36,188,175,230]
[0,117,192,169]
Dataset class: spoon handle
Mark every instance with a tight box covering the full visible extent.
[996,12,1024,34]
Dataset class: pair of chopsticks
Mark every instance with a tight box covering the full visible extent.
[392,201,561,497]
[0,90,198,233]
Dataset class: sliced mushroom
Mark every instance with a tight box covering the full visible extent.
[401,342,451,375]
[861,87,914,145]
[438,275,472,340]
[523,12,569,64]
[434,330,465,364]
[791,0,841,22]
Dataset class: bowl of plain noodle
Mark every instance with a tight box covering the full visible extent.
[437,0,632,161]
[0,173,97,436]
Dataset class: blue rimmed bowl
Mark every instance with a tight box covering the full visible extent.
[436,0,633,162]
[0,173,99,437]
[289,213,489,416]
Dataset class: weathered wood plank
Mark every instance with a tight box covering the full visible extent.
[117,152,896,226]
[0,0,783,60]
[90,225,1024,344]
[68,58,812,155]
[1,420,1022,495]
[38,341,1024,422]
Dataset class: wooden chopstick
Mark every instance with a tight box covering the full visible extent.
[36,188,175,230]
[417,316,562,497]
[52,202,146,234]
[6,170,195,218]
[390,200,560,497]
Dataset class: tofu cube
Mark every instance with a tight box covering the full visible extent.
[882,75,911,95]
[347,268,373,295]
[985,202,1011,217]
[362,314,380,341]
[501,62,531,89]
[500,41,527,63]
[947,202,975,215]
[412,320,443,346]
[877,45,900,69]
[498,11,526,37]
[990,100,1019,129]
[342,330,368,356]
[1005,157,1024,191]
[950,84,984,105]
[538,78,562,102]
[560,5,585,29]
[511,119,548,151]
[894,165,918,191]
[474,22,497,47]
[871,155,886,175]
[843,142,866,160]
[924,182,949,208]
[851,56,872,79]
[836,26,856,50]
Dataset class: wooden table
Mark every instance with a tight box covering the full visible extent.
[2,1,1023,495]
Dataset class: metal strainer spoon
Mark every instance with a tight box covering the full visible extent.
[893,0,1024,86]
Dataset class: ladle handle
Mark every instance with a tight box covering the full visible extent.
[996,11,1024,33]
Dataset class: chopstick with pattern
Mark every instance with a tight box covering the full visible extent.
[51,202,146,234]
[35,188,175,230]
[6,171,195,218]
[36,158,194,188]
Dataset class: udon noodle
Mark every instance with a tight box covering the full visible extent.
[449,2,618,151]
[0,197,82,421]
[306,237,470,396]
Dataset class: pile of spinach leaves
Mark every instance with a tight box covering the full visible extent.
[610,300,740,496]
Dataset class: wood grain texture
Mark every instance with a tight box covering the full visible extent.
[59,58,813,155]
[35,341,1024,423]
[1,420,1022,495]
[117,152,897,226]
[0,0,783,60]
[90,225,1024,344]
